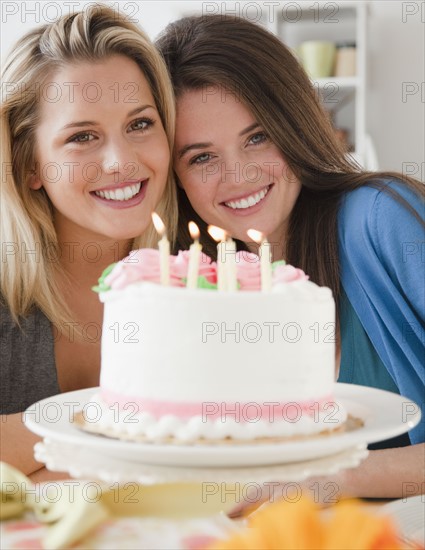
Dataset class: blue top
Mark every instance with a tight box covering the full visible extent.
[337,180,425,445]
[338,287,400,395]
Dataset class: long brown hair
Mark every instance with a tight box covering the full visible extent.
[156,14,424,315]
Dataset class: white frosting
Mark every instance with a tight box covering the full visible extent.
[96,281,344,442]
[87,393,347,441]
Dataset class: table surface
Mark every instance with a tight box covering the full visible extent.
[3,481,423,550]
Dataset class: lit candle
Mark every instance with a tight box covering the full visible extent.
[152,212,170,285]
[207,225,227,291]
[225,236,238,292]
[187,221,202,289]
[247,229,272,291]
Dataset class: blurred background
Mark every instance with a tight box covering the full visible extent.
[1,1,424,180]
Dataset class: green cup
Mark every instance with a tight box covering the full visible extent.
[298,41,336,78]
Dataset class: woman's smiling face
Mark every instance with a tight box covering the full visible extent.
[32,54,170,243]
[174,86,301,247]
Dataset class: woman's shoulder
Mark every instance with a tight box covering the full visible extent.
[338,178,424,248]
[339,177,423,224]
[337,177,424,302]
[337,177,424,283]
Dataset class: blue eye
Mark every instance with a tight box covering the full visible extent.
[190,152,212,165]
[249,132,267,145]
[129,118,154,132]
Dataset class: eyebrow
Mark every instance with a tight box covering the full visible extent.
[177,122,261,160]
[177,142,212,160]
[59,105,155,131]
[239,122,261,136]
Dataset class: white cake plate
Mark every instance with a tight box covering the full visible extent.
[25,383,421,467]
[34,438,369,485]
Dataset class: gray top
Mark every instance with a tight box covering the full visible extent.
[0,302,60,414]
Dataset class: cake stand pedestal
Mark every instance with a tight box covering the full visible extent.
[34,438,368,484]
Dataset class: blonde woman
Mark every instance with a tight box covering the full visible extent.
[1,5,177,478]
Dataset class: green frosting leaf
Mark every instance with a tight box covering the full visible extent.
[182,275,218,290]
[197,275,218,290]
[272,259,286,271]
[92,262,117,293]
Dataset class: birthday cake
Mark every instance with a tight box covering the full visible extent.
[79,248,348,443]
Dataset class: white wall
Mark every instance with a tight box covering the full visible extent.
[1,0,424,181]
[367,1,424,180]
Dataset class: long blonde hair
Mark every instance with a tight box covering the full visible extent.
[1,5,177,326]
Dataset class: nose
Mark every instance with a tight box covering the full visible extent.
[101,136,139,180]
[219,152,263,188]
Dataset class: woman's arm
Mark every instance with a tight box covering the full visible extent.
[1,413,71,481]
[229,444,425,516]
[322,444,425,500]
[0,412,45,476]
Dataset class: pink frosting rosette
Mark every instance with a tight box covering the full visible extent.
[171,250,217,285]
[273,264,309,284]
[105,248,183,290]
[235,251,261,291]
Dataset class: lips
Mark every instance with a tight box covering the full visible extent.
[222,184,272,210]
[90,179,148,208]
[94,182,141,201]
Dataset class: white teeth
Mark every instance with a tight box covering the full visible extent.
[224,186,270,210]
[94,182,142,201]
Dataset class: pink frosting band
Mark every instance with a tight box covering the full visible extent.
[100,389,335,422]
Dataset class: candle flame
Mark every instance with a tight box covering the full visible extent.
[152,212,165,235]
[247,228,263,243]
[188,221,200,240]
[207,225,226,242]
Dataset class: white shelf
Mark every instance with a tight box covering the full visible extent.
[267,1,375,169]
[281,1,364,14]
[283,0,362,9]
[312,77,359,89]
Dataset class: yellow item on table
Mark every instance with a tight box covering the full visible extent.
[0,462,109,549]
[0,462,238,549]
